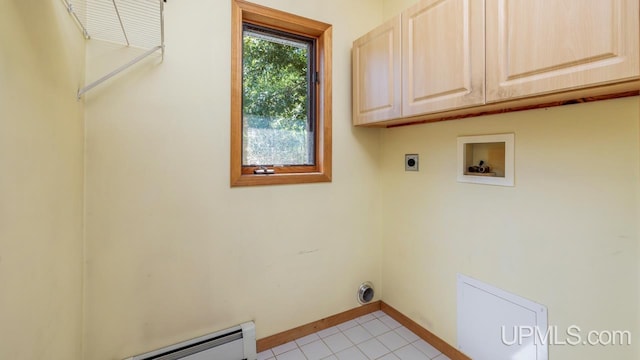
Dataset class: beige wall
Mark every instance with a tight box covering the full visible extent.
[380,97,640,360]
[382,0,414,21]
[3,1,637,360]
[379,2,639,359]
[0,1,85,360]
[83,0,383,358]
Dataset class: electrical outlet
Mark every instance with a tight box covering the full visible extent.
[405,154,419,171]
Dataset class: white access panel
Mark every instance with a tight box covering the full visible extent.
[457,274,548,360]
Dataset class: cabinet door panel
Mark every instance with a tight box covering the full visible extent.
[352,15,402,125]
[403,0,484,116]
[486,0,639,102]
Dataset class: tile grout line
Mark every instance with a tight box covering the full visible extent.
[262,310,447,360]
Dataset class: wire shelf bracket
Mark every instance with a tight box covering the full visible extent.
[62,0,165,99]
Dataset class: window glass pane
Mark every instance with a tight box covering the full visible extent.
[242,26,315,166]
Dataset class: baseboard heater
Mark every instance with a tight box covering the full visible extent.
[126,322,257,360]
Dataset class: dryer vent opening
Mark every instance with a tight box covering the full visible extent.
[357,282,375,304]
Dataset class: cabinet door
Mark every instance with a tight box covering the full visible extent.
[352,15,402,125]
[402,0,485,116]
[486,0,640,102]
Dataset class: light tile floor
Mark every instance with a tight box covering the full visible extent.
[258,310,451,360]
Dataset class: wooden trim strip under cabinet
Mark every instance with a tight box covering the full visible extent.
[256,301,471,360]
[367,84,639,128]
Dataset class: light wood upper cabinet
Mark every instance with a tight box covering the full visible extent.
[352,15,402,125]
[403,0,485,116]
[352,0,639,126]
[486,0,640,102]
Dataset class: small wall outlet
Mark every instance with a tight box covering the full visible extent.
[405,154,419,171]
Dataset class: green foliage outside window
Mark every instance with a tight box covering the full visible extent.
[242,33,310,131]
[242,27,315,166]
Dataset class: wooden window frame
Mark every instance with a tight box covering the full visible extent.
[231,0,332,186]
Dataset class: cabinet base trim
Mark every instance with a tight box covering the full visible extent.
[362,82,639,128]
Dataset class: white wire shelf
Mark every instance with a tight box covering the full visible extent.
[62,0,165,98]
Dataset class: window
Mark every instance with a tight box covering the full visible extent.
[231,0,332,186]
[242,25,316,167]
